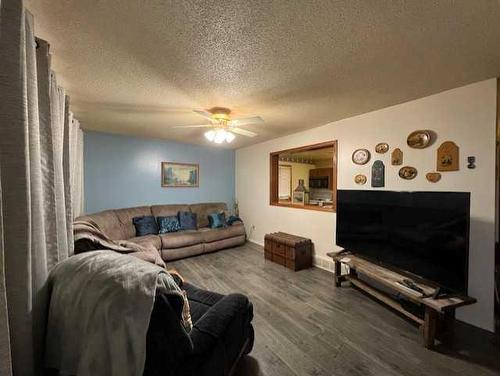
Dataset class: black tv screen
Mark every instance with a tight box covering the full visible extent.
[336,190,470,294]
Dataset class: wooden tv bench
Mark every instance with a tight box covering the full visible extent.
[327,251,476,349]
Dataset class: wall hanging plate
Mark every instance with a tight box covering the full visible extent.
[426,172,441,183]
[354,174,367,185]
[398,166,418,180]
[375,142,389,154]
[391,148,403,165]
[371,160,385,187]
[352,149,371,165]
[407,130,432,149]
[437,141,459,171]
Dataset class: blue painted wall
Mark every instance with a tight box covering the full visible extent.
[84,131,235,214]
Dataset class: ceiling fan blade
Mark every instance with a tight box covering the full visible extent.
[193,109,214,121]
[229,116,264,126]
[172,124,213,128]
[231,127,257,137]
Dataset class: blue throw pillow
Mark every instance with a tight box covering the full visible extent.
[208,212,226,229]
[157,216,181,234]
[132,216,159,236]
[178,211,197,230]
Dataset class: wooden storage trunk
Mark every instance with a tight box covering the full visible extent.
[264,232,312,271]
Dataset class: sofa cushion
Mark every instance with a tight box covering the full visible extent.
[127,234,162,250]
[200,223,245,243]
[76,210,126,240]
[151,204,190,218]
[189,203,228,228]
[160,230,204,249]
[178,211,197,230]
[207,212,226,229]
[157,216,181,234]
[114,206,153,239]
[133,216,159,236]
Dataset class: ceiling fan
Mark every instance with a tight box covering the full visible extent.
[174,107,263,144]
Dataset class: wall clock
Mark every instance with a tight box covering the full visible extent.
[352,149,371,165]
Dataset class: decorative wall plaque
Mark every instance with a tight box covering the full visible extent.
[391,148,403,165]
[375,142,389,154]
[407,130,432,149]
[354,174,367,185]
[398,166,418,180]
[437,141,459,171]
[371,160,385,187]
[426,172,441,183]
[352,149,371,165]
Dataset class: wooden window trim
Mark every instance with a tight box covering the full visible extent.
[270,140,337,213]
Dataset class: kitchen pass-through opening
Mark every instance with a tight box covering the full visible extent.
[269,141,337,212]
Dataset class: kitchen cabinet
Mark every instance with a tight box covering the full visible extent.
[309,168,334,189]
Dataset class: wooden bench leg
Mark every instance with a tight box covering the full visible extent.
[335,260,347,287]
[423,307,438,349]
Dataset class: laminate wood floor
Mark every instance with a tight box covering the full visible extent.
[169,243,500,376]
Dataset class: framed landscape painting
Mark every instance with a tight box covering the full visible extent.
[161,162,199,188]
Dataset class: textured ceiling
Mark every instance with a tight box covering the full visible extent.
[26,0,500,149]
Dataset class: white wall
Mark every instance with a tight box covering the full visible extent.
[236,79,497,332]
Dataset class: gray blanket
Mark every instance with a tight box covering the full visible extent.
[44,250,182,376]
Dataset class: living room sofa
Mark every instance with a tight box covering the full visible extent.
[76,202,246,261]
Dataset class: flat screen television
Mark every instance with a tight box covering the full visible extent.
[336,190,470,294]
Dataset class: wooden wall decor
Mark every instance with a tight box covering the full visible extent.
[354,174,367,185]
[426,172,441,183]
[371,160,385,187]
[391,148,403,165]
[437,141,459,171]
[375,143,389,154]
[398,166,417,180]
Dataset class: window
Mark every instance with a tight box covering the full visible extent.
[278,165,292,200]
[270,141,337,212]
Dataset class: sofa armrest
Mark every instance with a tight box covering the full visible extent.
[189,293,252,355]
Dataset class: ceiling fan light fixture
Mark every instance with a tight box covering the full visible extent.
[225,131,235,143]
[204,130,215,141]
[213,129,227,144]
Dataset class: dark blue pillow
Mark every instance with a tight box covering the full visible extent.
[132,216,158,236]
[178,211,197,230]
[208,212,226,229]
[157,216,181,234]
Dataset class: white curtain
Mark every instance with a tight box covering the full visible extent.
[0,1,84,374]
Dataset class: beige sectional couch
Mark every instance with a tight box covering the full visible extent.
[76,202,246,261]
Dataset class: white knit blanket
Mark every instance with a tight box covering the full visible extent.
[44,250,181,376]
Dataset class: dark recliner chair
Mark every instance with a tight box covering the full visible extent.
[144,282,254,376]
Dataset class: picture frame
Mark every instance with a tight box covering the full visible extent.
[161,162,199,188]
